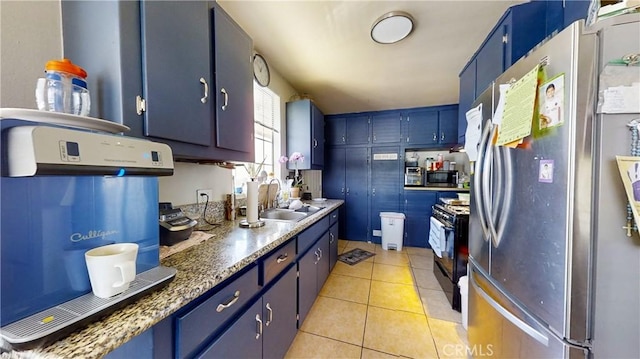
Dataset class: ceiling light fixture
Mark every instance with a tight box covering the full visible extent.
[370,11,415,44]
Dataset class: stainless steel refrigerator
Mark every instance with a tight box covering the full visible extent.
[468,14,640,358]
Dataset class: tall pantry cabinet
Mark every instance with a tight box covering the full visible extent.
[61,1,254,162]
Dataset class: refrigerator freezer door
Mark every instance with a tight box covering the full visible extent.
[468,266,589,358]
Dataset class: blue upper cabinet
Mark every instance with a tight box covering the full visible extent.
[563,0,591,28]
[457,0,555,145]
[212,3,254,155]
[140,1,212,147]
[403,105,458,148]
[371,112,402,144]
[346,115,370,145]
[286,99,324,170]
[457,59,476,143]
[325,117,346,146]
[61,1,254,162]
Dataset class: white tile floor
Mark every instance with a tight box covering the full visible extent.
[285,240,469,359]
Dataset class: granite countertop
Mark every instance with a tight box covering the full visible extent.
[16,200,343,359]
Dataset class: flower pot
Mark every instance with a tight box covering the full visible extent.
[290,187,300,198]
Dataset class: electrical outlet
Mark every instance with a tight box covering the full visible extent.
[372,230,382,237]
[196,189,213,205]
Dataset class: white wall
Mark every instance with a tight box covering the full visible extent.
[1,0,300,206]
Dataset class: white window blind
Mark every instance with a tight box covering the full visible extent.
[253,83,281,179]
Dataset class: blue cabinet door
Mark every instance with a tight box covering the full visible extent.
[563,0,590,28]
[475,20,505,97]
[287,100,324,170]
[316,232,331,289]
[370,146,401,244]
[405,109,438,146]
[404,191,437,248]
[297,245,318,327]
[346,115,370,144]
[311,104,325,167]
[371,112,401,144]
[325,117,346,146]
[329,221,339,271]
[262,266,297,359]
[140,1,212,146]
[458,59,476,143]
[438,108,458,146]
[323,148,346,200]
[212,3,254,154]
[345,147,369,241]
[197,300,262,359]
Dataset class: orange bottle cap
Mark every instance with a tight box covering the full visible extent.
[45,58,87,78]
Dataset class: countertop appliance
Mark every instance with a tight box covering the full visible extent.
[0,118,177,349]
[431,202,469,311]
[468,16,640,358]
[425,169,458,187]
[404,166,424,186]
[159,203,197,246]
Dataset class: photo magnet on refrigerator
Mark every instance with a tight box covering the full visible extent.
[539,159,554,183]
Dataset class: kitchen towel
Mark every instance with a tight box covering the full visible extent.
[429,216,445,258]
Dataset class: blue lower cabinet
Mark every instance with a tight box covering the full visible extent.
[262,266,298,359]
[197,265,297,359]
[297,231,330,327]
[197,300,263,359]
[404,191,437,248]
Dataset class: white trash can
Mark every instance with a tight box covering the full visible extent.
[380,212,405,251]
[458,275,468,330]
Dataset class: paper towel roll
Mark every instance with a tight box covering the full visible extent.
[246,181,259,223]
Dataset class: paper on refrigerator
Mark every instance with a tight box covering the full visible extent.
[616,155,640,228]
[464,104,483,161]
[496,65,540,146]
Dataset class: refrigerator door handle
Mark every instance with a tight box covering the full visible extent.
[493,146,514,248]
[483,125,500,247]
[474,120,493,241]
[470,273,550,347]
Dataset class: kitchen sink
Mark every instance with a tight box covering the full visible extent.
[259,209,308,222]
[259,205,326,222]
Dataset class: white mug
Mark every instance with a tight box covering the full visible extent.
[85,243,138,298]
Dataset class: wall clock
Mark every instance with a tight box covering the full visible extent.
[253,53,270,87]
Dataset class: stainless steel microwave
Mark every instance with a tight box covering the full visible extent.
[425,170,458,187]
[404,167,424,186]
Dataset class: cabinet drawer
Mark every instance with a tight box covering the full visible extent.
[176,265,259,359]
[261,239,296,286]
[329,209,339,226]
[297,216,330,256]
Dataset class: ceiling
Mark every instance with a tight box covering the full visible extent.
[218,0,524,115]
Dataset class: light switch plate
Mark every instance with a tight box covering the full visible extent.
[372,230,382,237]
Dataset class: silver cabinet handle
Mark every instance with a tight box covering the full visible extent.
[199,77,209,104]
[433,132,437,141]
[372,188,376,196]
[346,188,350,194]
[313,138,318,148]
[255,314,263,339]
[318,248,323,259]
[216,290,240,312]
[221,88,228,111]
[329,232,334,243]
[265,303,273,326]
[441,132,445,141]
[276,253,288,263]
[342,136,345,143]
[341,187,345,194]
[136,95,146,115]
[314,250,320,264]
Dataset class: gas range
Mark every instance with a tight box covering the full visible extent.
[432,203,469,228]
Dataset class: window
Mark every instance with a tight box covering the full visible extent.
[247,82,281,181]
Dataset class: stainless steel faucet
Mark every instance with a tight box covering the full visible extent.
[266,178,281,209]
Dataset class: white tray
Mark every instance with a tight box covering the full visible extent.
[0,108,130,134]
